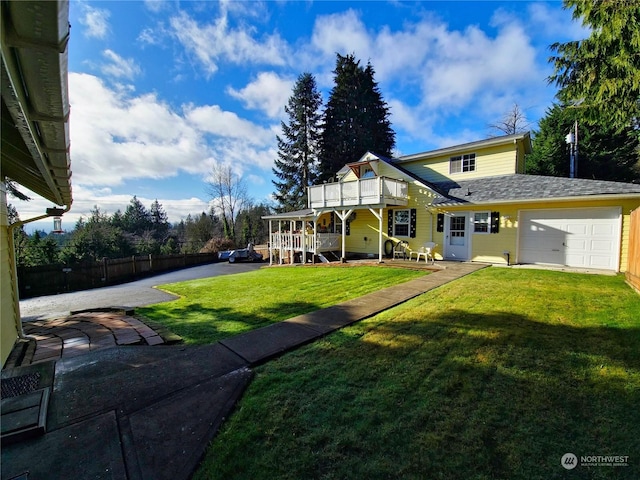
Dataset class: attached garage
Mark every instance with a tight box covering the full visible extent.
[518,207,621,271]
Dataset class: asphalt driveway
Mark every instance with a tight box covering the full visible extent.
[20,261,264,321]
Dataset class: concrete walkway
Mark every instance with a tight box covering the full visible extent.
[1,262,486,480]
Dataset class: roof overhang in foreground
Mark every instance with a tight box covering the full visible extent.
[1,0,72,207]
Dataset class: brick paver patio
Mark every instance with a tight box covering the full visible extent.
[10,312,165,367]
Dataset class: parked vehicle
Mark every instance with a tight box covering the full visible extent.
[219,243,263,263]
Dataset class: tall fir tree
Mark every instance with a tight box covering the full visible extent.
[272,72,322,212]
[150,199,170,241]
[122,196,152,235]
[526,104,640,182]
[549,0,640,131]
[319,54,395,181]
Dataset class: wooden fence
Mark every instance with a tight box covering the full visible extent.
[627,207,640,293]
[18,253,219,299]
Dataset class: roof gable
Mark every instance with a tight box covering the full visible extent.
[395,132,532,164]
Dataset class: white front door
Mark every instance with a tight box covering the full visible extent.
[444,212,470,260]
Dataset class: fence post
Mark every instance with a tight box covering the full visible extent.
[102,257,109,283]
[149,253,153,272]
[132,256,136,275]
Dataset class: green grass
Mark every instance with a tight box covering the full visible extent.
[195,268,640,480]
[137,266,425,344]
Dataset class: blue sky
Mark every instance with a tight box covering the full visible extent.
[21,0,588,232]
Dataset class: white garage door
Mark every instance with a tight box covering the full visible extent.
[519,207,621,270]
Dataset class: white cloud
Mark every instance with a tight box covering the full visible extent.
[68,73,277,190]
[227,72,294,119]
[184,105,274,146]
[168,9,288,77]
[143,0,169,14]
[416,20,537,110]
[69,73,275,186]
[299,8,544,146]
[527,3,589,41]
[100,50,142,80]
[78,5,111,39]
[310,10,372,63]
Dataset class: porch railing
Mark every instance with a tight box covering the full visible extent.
[270,232,340,253]
[307,177,408,209]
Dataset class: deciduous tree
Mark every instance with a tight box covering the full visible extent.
[207,164,249,243]
[489,103,530,136]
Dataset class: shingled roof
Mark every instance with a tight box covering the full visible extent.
[432,174,640,206]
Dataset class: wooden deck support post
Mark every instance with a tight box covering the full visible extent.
[368,207,384,263]
[268,220,273,266]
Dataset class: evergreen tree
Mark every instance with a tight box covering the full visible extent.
[122,196,152,235]
[60,207,134,262]
[272,73,323,212]
[549,0,640,130]
[319,54,395,180]
[526,104,640,182]
[150,199,170,241]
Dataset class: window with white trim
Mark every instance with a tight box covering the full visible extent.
[473,212,490,233]
[393,209,410,236]
[450,153,476,174]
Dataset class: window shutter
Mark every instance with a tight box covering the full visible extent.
[330,212,335,233]
[387,210,393,236]
[345,218,351,236]
[410,208,417,238]
[491,211,500,234]
[437,213,444,233]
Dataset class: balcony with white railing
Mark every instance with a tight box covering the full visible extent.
[307,177,408,209]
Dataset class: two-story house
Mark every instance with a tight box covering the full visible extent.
[264,132,640,272]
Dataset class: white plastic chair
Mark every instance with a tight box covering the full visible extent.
[414,242,437,264]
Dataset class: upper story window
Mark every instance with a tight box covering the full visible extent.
[361,166,376,178]
[450,153,476,174]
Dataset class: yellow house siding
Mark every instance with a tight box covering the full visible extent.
[398,144,519,183]
[346,209,384,255]
[344,182,438,256]
[1,185,18,366]
[439,206,518,265]
[445,198,639,271]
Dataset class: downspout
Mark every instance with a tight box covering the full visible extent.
[8,205,70,339]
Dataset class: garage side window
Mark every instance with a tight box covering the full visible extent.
[474,211,500,234]
[474,212,490,233]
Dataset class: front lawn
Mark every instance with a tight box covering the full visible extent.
[196,268,640,480]
[137,266,424,344]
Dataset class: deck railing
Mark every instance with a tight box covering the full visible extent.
[308,177,408,209]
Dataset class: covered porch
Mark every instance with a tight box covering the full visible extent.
[263,207,389,265]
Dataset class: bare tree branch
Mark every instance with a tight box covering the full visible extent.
[206,164,250,243]
[489,103,531,136]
